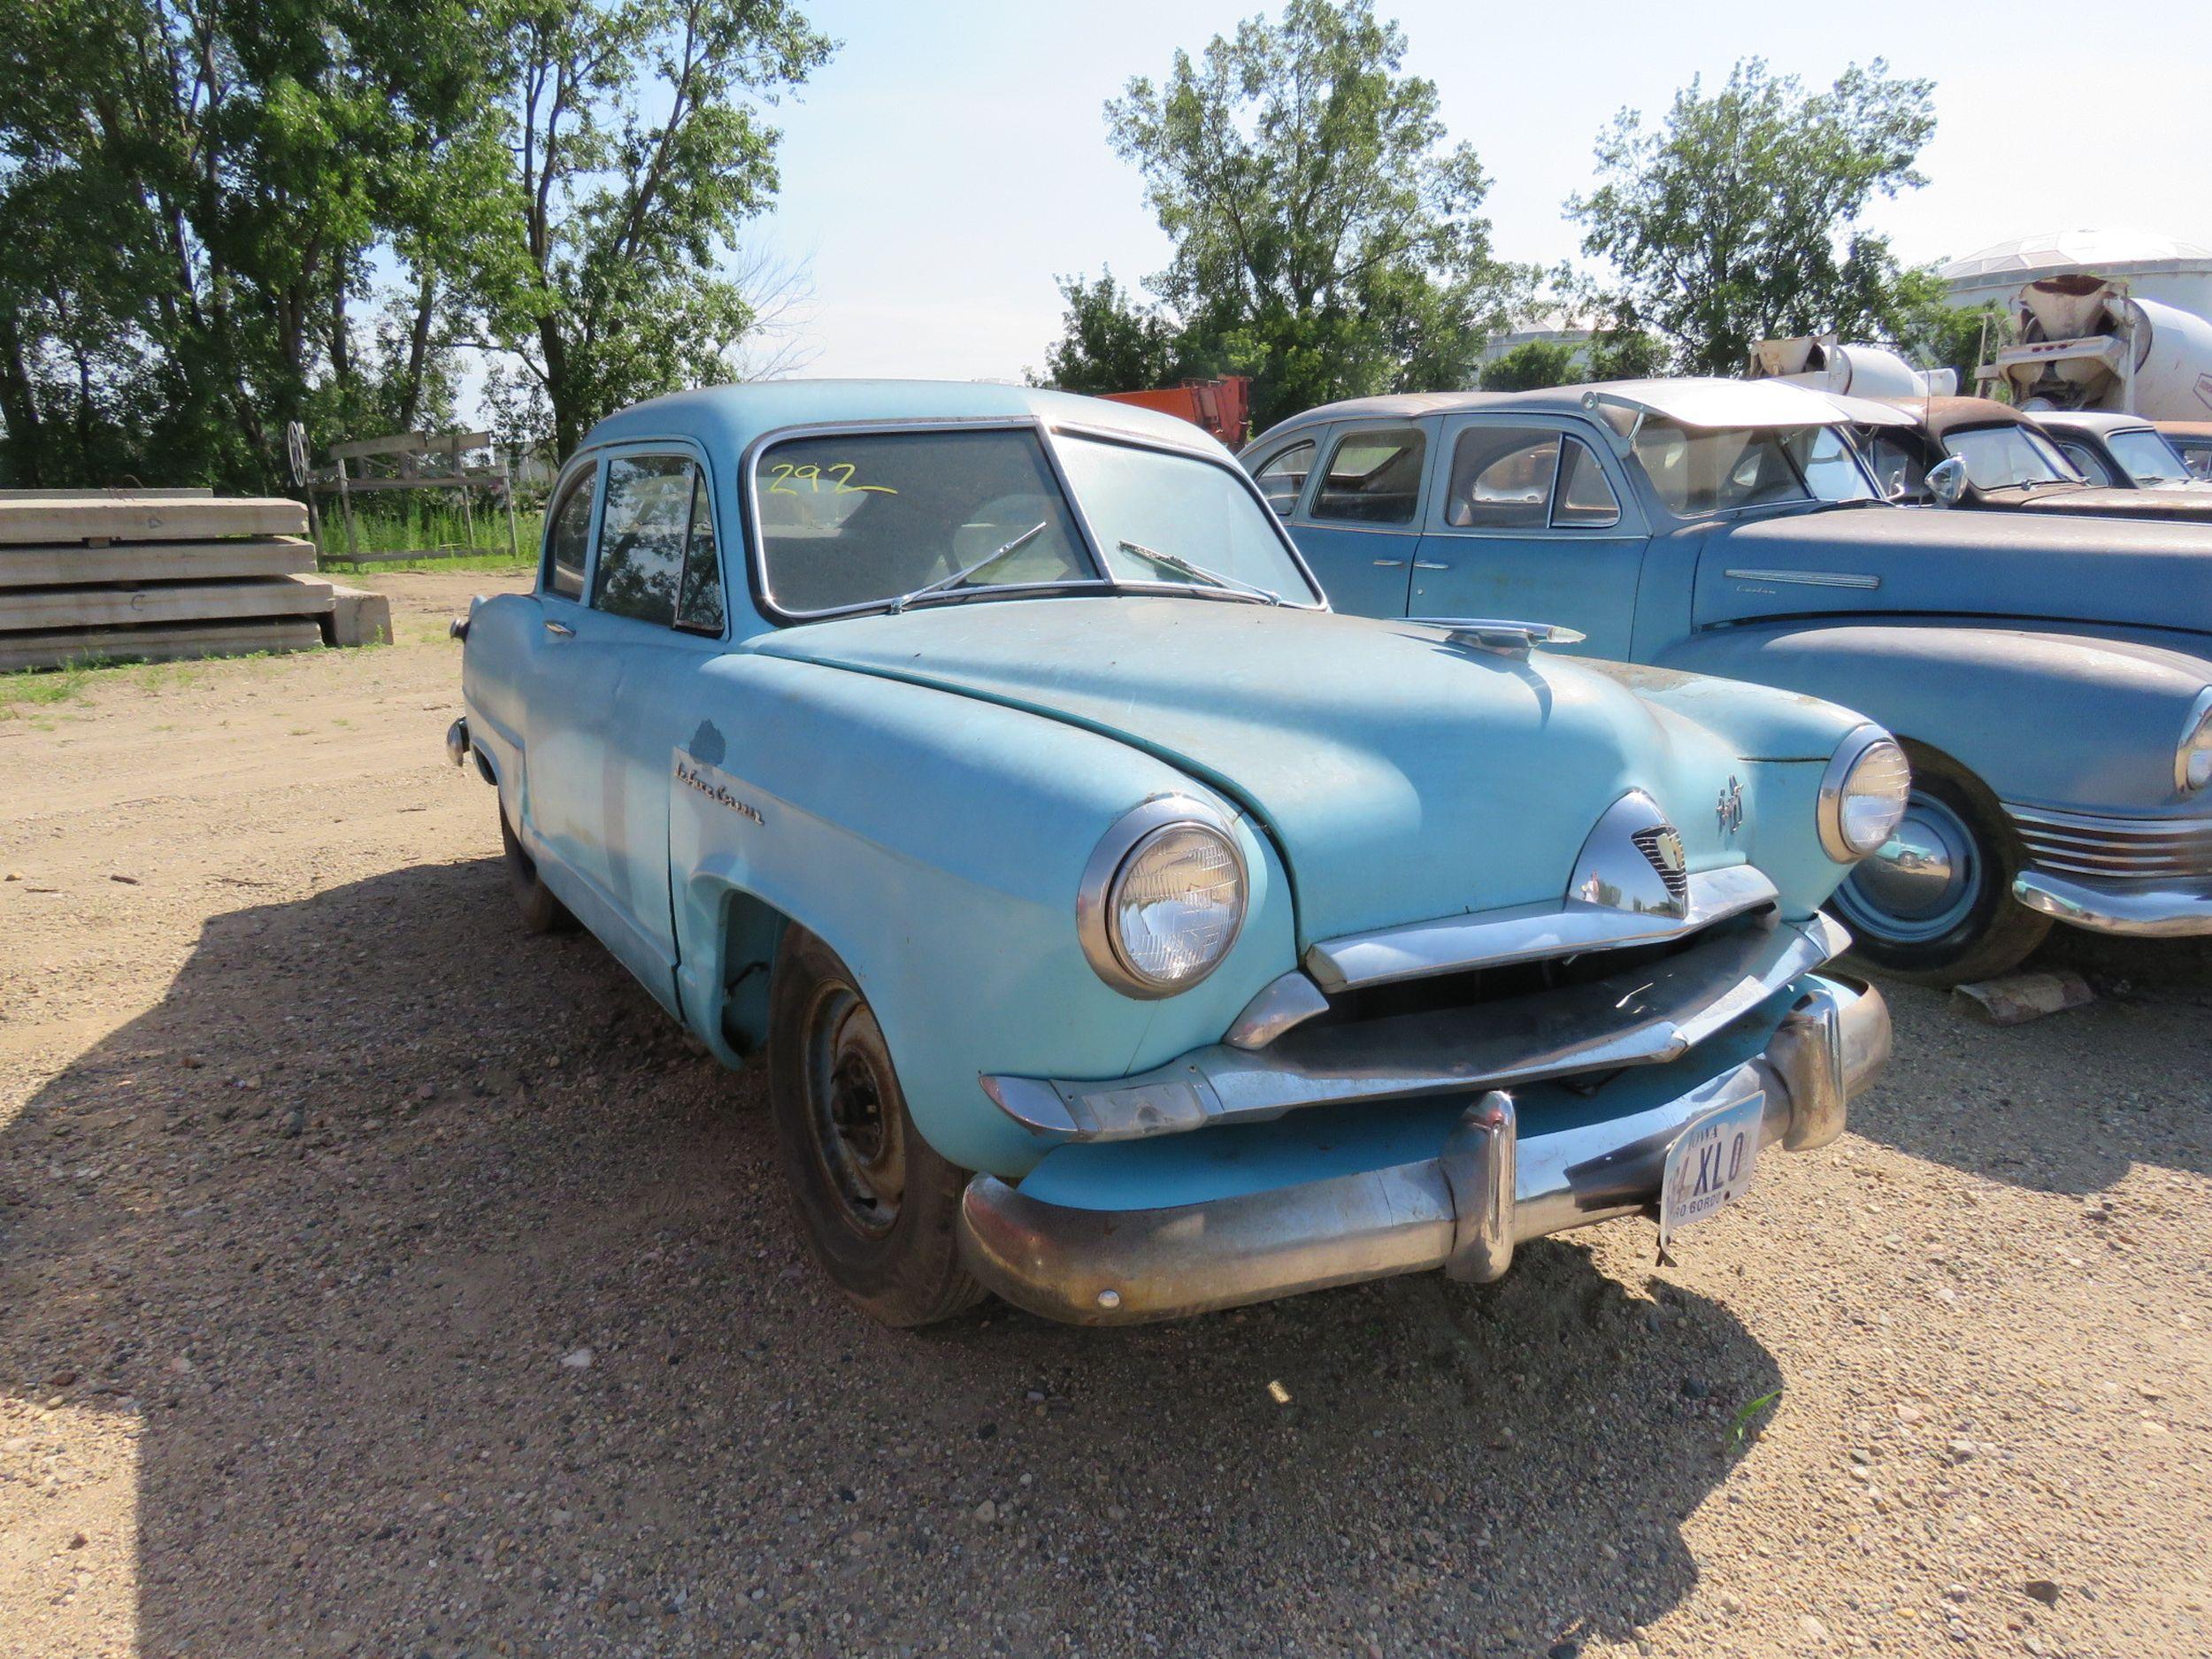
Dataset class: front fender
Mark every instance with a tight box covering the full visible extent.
[667,654,1297,1179]
[1656,621,2212,812]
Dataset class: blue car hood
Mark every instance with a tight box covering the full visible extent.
[749,596,1809,941]
[1698,505,2212,636]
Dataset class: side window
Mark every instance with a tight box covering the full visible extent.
[2060,441,2113,487]
[1552,437,1623,527]
[1443,426,1557,529]
[1311,426,1427,525]
[1865,433,1929,502]
[1253,441,1315,518]
[544,468,596,601]
[674,471,726,634]
[593,455,693,626]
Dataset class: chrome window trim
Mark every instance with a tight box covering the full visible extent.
[588,442,725,634]
[541,457,604,603]
[1818,725,1906,864]
[1302,861,1779,993]
[1075,795,1249,999]
[1548,434,1624,531]
[1425,411,1646,539]
[740,415,1325,624]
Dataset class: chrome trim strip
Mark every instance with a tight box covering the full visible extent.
[2007,802,2212,881]
[1724,567,1882,590]
[957,974,1887,1324]
[1224,971,1332,1049]
[982,909,1847,1146]
[2012,870,2212,937]
[1303,862,1778,993]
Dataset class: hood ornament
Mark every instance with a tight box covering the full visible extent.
[1716,776,1745,838]
[1569,791,1689,918]
[1409,616,1587,657]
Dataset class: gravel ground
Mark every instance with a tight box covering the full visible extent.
[2,568,2208,1658]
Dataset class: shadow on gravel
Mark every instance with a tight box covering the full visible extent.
[1847,929,2212,1196]
[4,859,1785,1658]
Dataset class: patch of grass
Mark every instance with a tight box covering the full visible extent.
[1728,1388,1783,1448]
[320,549,536,576]
[0,663,96,714]
[314,502,542,567]
[0,648,299,716]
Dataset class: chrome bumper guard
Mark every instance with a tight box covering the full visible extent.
[445,717,470,768]
[2014,870,2212,938]
[958,973,1889,1325]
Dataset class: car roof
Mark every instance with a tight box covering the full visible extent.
[1249,376,1850,449]
[574,380,1225,465]
[1874,395,2032,440]
[2158,419,2212,439]
[2026,408,2157,435]
[1809,389,1920,428]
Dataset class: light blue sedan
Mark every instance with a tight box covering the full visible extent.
[448,380,1899,1326]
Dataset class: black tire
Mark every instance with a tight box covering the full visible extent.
[499,800,577,934]
[1831,746,2049,987]
[767,926,984,1327]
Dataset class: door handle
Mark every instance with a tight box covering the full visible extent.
[1413,560,1449,571]
[1371,557,1406,568]
[543,618,575,638]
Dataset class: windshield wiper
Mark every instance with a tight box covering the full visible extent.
[1116,540,1280,604]
[887,521,1049,613]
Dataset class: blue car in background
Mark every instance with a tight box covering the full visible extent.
[1247,378,2212,984]
[449,380,1896,1327]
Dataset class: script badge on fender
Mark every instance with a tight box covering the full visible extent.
[1658,1094,1764,1250]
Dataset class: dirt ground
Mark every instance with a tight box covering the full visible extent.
[2,566,2208,1659]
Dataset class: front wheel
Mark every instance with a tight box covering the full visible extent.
[767,926,984,1327]
[1830,749,2049,986]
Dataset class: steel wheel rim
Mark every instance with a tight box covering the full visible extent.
[1833,790,1984,946]
[800,979,906,1238]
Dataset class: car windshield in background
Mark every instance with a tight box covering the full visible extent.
[1944,424,2078,490]
[2106,427,2194,488]
[756,429,1091,615]
[755,426,1317,616]
[1631,419,1876,515]
[1056,435,1319,603]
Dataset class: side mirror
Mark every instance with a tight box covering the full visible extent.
[1925,455,1968,508]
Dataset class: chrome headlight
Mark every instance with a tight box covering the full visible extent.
[2177,689,2212,794]
[1818,728,1911,861]
[1078,797,1248,997]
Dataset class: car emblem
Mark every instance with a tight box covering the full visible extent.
[1716,776,1744,838]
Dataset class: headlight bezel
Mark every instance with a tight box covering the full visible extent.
[1817,726,1911,863]
[2174,687,2212,795]
[1077,795,1248,998]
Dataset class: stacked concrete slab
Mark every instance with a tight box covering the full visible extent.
[0,489,390,672]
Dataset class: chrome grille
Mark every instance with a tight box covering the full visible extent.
[1631,826,1691,904]
[2008,804,2212,881]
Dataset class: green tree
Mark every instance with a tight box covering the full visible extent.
[1479,339,1582,392]
[1892,273,2013,396]
[1031,271,1185,394]
[465,0,833,456]
[1055,0,1528,428]
[1569,58,1937,376]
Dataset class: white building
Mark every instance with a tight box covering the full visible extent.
[1939,228,2212,319]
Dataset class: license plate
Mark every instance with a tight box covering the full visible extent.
[1659,1095,1764,1248]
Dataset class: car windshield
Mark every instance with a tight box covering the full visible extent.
[754,425,1317,616]
[2105,427,2194,487]
[1943,424,2078,490]
[1630,419,1876,514]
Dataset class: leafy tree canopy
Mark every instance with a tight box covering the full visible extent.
[1045,0,1532,430]
[1478,339,1582,393]
[1569,58,1937,377]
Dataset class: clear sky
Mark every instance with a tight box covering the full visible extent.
[750,0,2211,382]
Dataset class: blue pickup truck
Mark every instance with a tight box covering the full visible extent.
[448,380,1897,1327]
[1247,377,2212,984]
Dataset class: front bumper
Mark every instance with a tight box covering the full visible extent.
[958,973,1889,1325]
[2014,870,2212,938]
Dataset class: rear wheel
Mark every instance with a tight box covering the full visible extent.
[1831,748,2048,986]
[768,926,983,1327]
[499,801,576,934]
